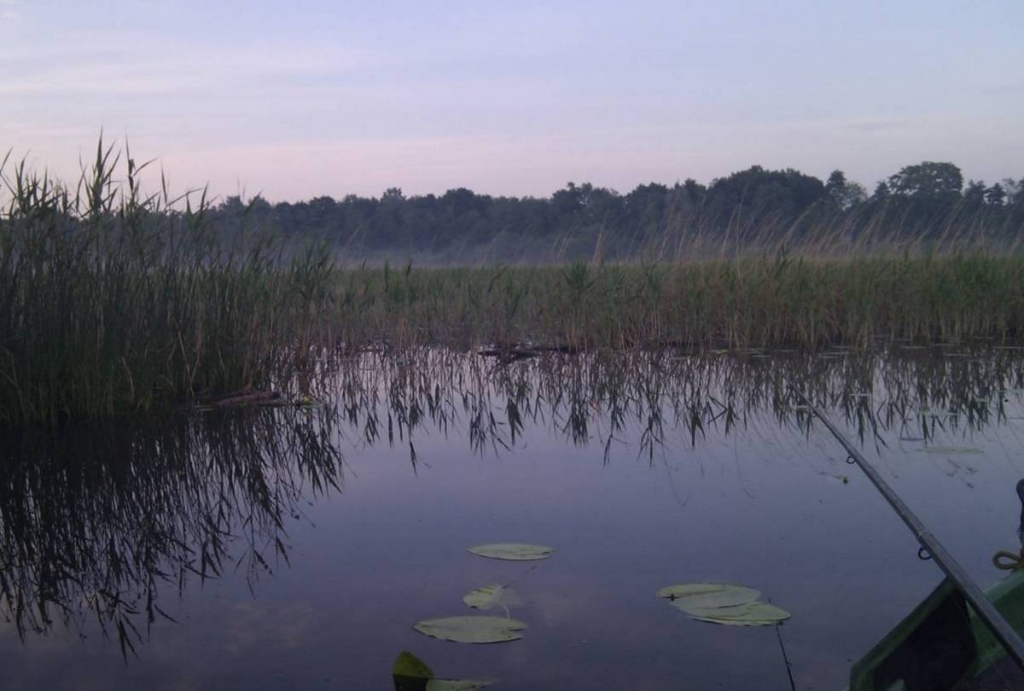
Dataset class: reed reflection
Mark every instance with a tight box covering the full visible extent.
[1,346,1021,656]
[334,347,1024,465]
[0,404,342,655]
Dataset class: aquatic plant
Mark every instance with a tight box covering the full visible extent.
[4,141,1024,425]
[324,253,1024,352]
[0,140,335,425]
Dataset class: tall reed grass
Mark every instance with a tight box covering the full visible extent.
[0,142,334,425]
[324,180,1024,350]
[3,142,1022,426]
[327,252,1024,351]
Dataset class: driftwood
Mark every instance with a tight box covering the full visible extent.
[477,343,580,360]
[202,387,283,409]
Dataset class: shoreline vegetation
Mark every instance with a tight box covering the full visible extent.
[2,143,1023,425]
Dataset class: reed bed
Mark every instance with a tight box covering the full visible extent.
[0,143,334,425]
[328,253,1024,351]
[3,144,1023,425]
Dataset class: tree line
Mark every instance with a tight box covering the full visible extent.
[210,161,1024,262]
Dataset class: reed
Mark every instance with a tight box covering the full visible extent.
[325,252,1024,352]
[3,143,1023,426]
[0,141,334,425]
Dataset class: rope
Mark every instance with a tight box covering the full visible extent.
[993,548,1024,571]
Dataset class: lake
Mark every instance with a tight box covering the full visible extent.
[2,347,1023,690]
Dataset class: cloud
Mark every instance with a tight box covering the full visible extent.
[0,34,370,97]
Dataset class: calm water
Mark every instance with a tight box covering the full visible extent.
[2,348,1024,690]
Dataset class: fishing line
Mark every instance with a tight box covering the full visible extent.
[787,377,1024,671]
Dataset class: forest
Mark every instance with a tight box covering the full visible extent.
[210,161,1024,262]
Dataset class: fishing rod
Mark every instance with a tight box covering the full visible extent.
[788,381,1024,671]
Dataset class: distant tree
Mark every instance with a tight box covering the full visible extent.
[887,162,963,200]
[552,182,585,216]
[381,187,404,203]
[825,170,867,210]
[1002,178,1024,206]
[219,195,248,215]
[192,160,1020,262]
[625,183,668,231]
[986,183,1007,206]
[441,187,487,217]
[682,178,706,205]
[705,165,826,222]
[248,195,272,213]
[963,180,987,210]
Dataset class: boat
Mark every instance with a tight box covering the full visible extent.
[848,565,1024,690]
[792,387,1024,690]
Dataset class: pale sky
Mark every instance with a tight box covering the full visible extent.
[1,0,1022,202]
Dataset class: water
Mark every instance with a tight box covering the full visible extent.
[2,348,1024,690]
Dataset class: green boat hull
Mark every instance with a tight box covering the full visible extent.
[849,570,1024,691]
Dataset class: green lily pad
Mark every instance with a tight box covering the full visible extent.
[393,651,434,679]
[656,583,761,608]
[679,600,791,626]
[392,652,492,691]
[413,616,527,644]
[463,584,517,610]
[467,543,554,561]
[659,583,790,627]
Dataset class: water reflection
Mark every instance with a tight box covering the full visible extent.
[335,348,1024,464]
[0,405,341,654]
[1,346,1023,661]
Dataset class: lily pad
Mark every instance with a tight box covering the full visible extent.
[467,543,554,561]
[659,582,790,627]
[656,583,761,608]
[394,651,434,679]
[413,616,527,644]
[392,652,492,691]
[463,584,516,610]
[679,600,791,626]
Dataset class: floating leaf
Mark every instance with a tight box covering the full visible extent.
[393,651,434,679]
[463,584,517,610]
[413,616,527,644]
[392,652,493,691]
[467,544,553,561]
[656,583,761,608]
[679,600,791,626]
[659,582,790,627]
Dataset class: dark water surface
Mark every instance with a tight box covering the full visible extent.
[3,348,1024,690]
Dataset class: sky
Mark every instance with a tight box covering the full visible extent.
[1,0,1022,202]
